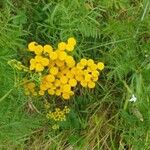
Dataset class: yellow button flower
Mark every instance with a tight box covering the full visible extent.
[60,76,68,84]
[44,45,53,54]
[50,67,59,75]
[76,63,84,69]
[88,81,95,88]
[75,75,84,81]
[92,71,99,77]
[34,45,43,55]
[76,69,83,75]
[66,71,74,79]
[28,41,38,51]
[47,83,53,89]
[58,51,67,61]
[48,60,55,67]
[35,63,44,72]
[32,56,49,70]
[48,89,55,95]
[39,90,45,95]
[87,67,92,73]
[49,52,58,60]
[97,62,104,70]
[65,56,75,67]
[40,84,48,91]
[55,89,61,96]
[30,59,36,70]
[83,70,89,75]
[66,44,74,51]
[69,91,74,96]
[41,80,52,89]
[67,61,75,68]
[68,79,77,87]
[30,58,36,65]
[34,56,43,62]
[41,58,49,66]
[46,74,55,82]
[87,59,94,66]
[80,80,88,87]
[85,74,91,82]
[62,84,71,93]
[62,93,70,100]
[58,42,66,51]
[92,76,98,82]
[54,79,61,87]
[89,64,97,71]
[61,67,69,75]
[51,85,56,90]
[67,37,76,46]
[55,59,65,67]
[57,72,63,78]
[80,58,87,66]
[71,67,77,75]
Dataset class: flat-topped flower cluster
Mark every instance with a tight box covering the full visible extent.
[26,37,104,100]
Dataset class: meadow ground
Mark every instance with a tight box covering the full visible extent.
[0,0,150,150]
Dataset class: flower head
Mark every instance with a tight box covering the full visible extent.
[30,56,49,72]
[49,52,58,60]
[97,62,104,70]
[50,67,59,75]
[67,37,76,46]
[58,42,66,51]
[28,42,38,51]
[27,37,104,101]
[44,45,53,54]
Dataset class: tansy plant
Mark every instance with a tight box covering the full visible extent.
[17,37,104,129]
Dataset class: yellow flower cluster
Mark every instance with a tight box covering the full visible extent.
[52,124,59,130]
[27,37,104,100]
[23,81,37,96]
[28,38,76,72]
[75,59,104,88]
[46,106,70,122]
[30,56,49,72]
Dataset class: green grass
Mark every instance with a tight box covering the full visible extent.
[0,0,150,149]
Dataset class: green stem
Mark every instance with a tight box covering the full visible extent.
[0,89,13,103]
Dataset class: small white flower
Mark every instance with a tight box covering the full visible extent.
[129,94,137,102]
